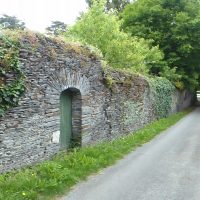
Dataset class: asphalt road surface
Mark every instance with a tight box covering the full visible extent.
[61,107,200,200]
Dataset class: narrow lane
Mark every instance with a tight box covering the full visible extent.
[61,108,200,200]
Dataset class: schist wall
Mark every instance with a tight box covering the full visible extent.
[0,33,194,173]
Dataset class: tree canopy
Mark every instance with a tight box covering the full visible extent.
[46,21,67,36]
[68,0,164,74]
[122,0,200,89]
[0,15,26,30]
[86,0,131,12]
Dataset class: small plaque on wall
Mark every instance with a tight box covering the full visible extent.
[52,131,60,143]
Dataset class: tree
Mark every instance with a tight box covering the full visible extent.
[86,0,131,12]
[0,14,25,30]
[122,0,200,89]
[67,0,164,74]
[46,21,67,36]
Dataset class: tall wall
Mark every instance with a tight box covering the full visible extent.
[0,33,194,173]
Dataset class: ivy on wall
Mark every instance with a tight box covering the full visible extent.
[149,77,176,119]
[0,31,25,116]
[103,67,178,120]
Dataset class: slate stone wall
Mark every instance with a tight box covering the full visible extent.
[0,34,194,173]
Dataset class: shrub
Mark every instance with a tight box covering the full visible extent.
[66,0,164,74]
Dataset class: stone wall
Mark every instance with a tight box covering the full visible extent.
[0,34,194,173]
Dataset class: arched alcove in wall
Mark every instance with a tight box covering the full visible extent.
[60,87,82,149]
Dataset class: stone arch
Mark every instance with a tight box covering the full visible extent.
[60,87,82,149]
[47,68,90,95]
[47,68,90,148]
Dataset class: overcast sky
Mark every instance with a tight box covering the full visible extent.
[0,0,88,32]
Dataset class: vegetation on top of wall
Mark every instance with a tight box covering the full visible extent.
[103,66,146,90]
[63,42,103,60]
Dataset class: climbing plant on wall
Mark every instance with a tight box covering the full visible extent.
[0,31,25,116]
[149,77,175,119]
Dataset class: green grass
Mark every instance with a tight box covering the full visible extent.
[0,108,193,200]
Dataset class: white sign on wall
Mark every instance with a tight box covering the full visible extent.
[52,131,60,143]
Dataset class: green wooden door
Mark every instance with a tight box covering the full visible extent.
[60,90,72,149]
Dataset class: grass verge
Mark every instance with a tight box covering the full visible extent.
[0,108,193,200]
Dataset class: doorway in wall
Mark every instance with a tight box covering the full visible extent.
[60,88,82,149]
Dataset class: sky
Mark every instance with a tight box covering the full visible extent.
[0,0,88,32]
